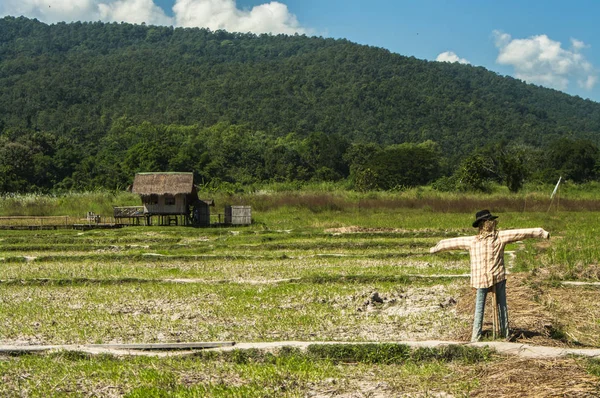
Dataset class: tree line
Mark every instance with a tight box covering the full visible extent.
[1,121,597,193]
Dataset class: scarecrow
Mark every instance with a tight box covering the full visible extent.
[429,210,550,342]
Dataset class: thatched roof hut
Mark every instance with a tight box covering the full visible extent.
[129,173,199,225]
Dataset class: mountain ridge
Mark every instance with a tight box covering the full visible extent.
[0,16,598,191]
[1,16,599,149]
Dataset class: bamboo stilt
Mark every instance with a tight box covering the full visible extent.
[491,284,499,339]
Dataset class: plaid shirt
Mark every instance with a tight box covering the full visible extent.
[430,228,550,288]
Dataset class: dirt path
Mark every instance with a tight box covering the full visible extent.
[1,340,599,359]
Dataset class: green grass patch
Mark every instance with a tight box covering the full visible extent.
[587,358,600,377]
[306,343,494,364]
[0,278,462,344]
[0,345,496,397]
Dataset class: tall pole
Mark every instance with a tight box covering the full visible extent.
[547,176,562,212]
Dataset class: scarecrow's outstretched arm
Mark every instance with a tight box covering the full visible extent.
[499,228,550,244]
[429,236,472,253]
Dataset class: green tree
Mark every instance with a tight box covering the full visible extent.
[0,141,35,192]
[365,141,442,190]
[454,154,496,192]
[298,132,349,181]
[264,133,310,182]
[496,145,529,192]
[343,142,380,190]
[546,138,599,183]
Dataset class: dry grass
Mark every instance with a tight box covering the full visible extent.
[452,275,573,347]
[471,357,600,397]
[304,356,600,398]
[539,262,600,281]
[245,192,600,213]
[539,285,600,347]
[451,271,600,350]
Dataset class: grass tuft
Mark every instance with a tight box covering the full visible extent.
[307,343,411,364]
[410,345,493,364]
[305,343,493,365]
[587,359,600,377]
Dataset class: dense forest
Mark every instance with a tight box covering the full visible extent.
[1,16,600,193]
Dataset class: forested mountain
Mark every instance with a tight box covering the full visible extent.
[1,16,600,192]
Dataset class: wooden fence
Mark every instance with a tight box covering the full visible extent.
[0,215,121,230]
[0,205,252,230]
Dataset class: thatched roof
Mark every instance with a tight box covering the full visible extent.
[132,173,195,195]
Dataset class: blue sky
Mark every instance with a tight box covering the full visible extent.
[2,0,600,102]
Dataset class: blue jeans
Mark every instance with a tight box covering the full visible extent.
[471,279,509,342]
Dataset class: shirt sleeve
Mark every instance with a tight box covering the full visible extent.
[499,228,550,244]
[429,236,473,253]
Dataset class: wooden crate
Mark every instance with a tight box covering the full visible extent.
[224,206,252,225]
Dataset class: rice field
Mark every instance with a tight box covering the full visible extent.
[0,195,599,396]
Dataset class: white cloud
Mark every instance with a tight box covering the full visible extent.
[580,75,597,90]
[1,0,100,23]
[436,51,470,65]
[173,0,306,34]
[98,0,173,25]
[571,38,587,51]
[0,0,308,34]
[493,30,597,91]
[1,0,172,25]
